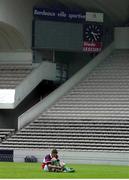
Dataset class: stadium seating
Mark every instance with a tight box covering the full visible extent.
[0,50,129,152]
[0,63,32,88]
[0,129,15,142]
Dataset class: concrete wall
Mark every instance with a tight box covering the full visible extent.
[15,61,56,110]
[0,109,17,128]
[0,51,32,63]
[14,149,129,165]
[114,27,129,49]
[0,0,38,50]
[68,53,93,77]
[55,51,92,78]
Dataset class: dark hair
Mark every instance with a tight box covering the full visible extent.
[51,148,58,154]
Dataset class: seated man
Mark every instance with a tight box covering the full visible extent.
[41,148,64,172]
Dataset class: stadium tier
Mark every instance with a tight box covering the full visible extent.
[0,61,56,109]
[0,63,32,89]
[0,129,15,142]
[0,50,129,152]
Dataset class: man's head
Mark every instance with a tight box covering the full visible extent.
[51,148,58,158]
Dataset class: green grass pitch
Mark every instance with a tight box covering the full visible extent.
[0,162,128,178]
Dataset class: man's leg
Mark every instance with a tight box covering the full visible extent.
[48,164,63,172]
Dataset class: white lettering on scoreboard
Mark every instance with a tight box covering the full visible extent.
[83,41,102,53]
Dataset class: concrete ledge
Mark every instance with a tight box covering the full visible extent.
[14,149,129,166]
[0,51,32,63]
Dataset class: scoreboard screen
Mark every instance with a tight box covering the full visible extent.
[33,20,83,51]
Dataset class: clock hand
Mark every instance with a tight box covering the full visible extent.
[91,32,97,41]
[91,32,98,35]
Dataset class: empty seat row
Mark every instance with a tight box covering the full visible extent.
[0,63,32,89]
[0,129,15,142]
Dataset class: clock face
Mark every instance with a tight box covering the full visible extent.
[84,24,102,42]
